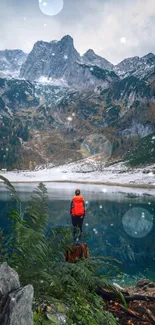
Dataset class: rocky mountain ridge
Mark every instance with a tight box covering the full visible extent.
[0,49,27,78]
[0,72,154,169]
[114,52,155,79]
[20,35,118,88]
[19,36,155,86]
[0,35,154,88]
[82,48,114,71]
[0,35,154,169]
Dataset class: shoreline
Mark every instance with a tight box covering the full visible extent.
[0,178,155,190]
[0,161,155,195]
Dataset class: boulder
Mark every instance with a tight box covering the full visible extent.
[0,263,34,325]
[0,262,20,297]
[136,279,151,288]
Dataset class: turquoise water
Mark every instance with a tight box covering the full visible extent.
[0,182,155,284]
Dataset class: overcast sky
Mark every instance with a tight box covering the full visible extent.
[0,0,154,64]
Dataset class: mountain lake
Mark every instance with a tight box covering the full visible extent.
[0,182,155,286]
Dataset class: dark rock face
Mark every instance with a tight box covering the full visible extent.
[19,35,155,88]
[20,35,118,88]
[1,35,155,90]
[82,49,114,71]
[114,53,155,79]
[0,36,155,168]
[1,78,39,110]
[0,50,27,78]
[20,35,80,83]
[0,263,20,296]
[0,263,34,325]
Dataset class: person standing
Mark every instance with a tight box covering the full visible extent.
[70,189,85,244]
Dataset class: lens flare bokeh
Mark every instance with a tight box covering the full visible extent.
[122,207,153,238]
[39,0,64,16]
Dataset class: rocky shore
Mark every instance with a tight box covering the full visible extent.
[106,279,155,325]
[0,262,155,325]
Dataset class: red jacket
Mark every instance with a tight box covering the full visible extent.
[70,195,85,217]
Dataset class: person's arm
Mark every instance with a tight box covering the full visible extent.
[70,200,73,217]
[83,199,86,218]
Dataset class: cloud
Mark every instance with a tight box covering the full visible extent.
[71,0,155,63]
[0,0,155,63]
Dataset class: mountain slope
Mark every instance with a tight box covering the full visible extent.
[125,133,155,166]
[20,35,80,83]
[20,35,118,88]
[82,49,114,71]
[114,53,155,80]
[0,36,155,169]
[0,49,27,78]
[0,72,154,169]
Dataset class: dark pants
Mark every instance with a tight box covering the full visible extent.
[71,216,84,241]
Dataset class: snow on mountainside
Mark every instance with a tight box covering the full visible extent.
[0,36,155,170]
[82,49,114,71]
[114,53,155,79]
[20,35,80,82]
[20,35,118,88]
[0,49,27,78]
[19,33,155,86]
[0,35,155,87]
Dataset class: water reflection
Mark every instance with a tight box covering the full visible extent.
[0,183,154,280]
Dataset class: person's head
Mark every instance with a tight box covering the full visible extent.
[75,189,80,196]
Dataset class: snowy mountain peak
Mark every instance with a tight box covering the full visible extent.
[84,49,96,57]
[0,35,155,86]
[20,35,81,84]
[60,35,74,44]
[142,53,155,60]
[82,49,114,71]
[0,49,27,78]
[19,35,118,88]
[114,52,155,79]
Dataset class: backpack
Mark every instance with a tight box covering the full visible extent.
[71,195,85,216]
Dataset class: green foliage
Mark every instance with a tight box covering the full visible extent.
[0,96,5,110]
[0,78,6,89]
[34,310,54,325]
[3,79,39,109]
[110,76,150,101]
[67,293,118,325]
[90,66,118,81]
[0,116,30,169]
[103,105,121,125]
[125,132,155,166]
[0,175,120,325]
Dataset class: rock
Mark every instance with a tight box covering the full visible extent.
[0,263,34,325]
[20,35,81,83]
[136,279,150,288]
[147,287,155,294]
[0,285,34,325]
[127,279,155,298]
[148,282,155,288]
[114,52,155,79]
[0,262,20,296]
[20,35,119,88]
[0,49,27,78]
[82,49,114,71]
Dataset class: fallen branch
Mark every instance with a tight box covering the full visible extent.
[113,302,147,322]
[96,288,155,303]
[145,308,155,324]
